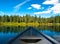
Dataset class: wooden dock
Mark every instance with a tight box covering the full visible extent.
[7,27,59,44]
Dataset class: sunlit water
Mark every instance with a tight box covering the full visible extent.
[0,26,60,44]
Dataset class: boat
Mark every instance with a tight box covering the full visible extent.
[8,27,59,44]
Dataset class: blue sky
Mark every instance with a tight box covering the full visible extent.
[0,0,60,18]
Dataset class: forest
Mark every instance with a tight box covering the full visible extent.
[0,14,60,26]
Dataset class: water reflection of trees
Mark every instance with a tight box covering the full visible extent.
[0,26,27,33]
[0,26,60,33]
[37,26,60,32]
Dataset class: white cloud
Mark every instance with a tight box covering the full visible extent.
[46,3,60,14]
[0,11,4,15]
[34,10,51,14]
[27,7,32,9]
[42,0,60,14]
[33,0,60,15]
[43,0,58,5]
[51,3,60,14]
[31,4,41,9]
[14,0,30,12]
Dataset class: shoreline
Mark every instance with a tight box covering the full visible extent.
[0,22,60,26]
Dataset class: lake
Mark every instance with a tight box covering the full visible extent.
[0,26,60,44]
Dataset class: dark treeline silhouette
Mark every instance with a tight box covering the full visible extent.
[0,14,60,23]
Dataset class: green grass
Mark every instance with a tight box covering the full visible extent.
[0,22,60,26]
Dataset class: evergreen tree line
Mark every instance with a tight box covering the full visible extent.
[0,14,60,23]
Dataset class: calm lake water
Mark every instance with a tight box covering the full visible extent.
[0,26,60,44]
